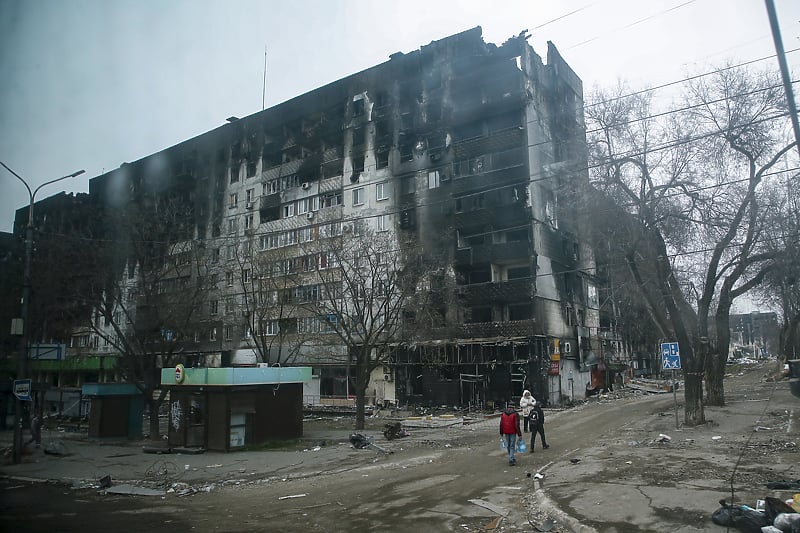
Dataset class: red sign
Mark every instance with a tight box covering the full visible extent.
[175,364,185,384]
[548,361,560,375]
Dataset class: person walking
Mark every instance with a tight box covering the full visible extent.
[528,400,549,452]
[499,402,522,465]
[519,390,535,432]
[26,413,42,448]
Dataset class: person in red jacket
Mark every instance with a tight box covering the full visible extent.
[499,402,522,465]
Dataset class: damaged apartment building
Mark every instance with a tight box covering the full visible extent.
[32,27,602,410]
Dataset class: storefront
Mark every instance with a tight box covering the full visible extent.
[160,365,312,452]
[81,382,143,439]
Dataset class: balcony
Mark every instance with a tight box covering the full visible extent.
[455,241,531,266]
[459,319,537,339]
[459,279,533,305]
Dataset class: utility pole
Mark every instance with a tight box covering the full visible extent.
[765,0,800,159]
[2,161,84,464]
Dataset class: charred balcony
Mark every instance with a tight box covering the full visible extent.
[454,240,532,267]
[459,319,537,340]
[458,278,534,305]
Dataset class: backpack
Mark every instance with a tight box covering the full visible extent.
[529,409,539,424]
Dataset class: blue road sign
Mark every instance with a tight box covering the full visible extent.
[661,342,681,369]
[13,379,32,401]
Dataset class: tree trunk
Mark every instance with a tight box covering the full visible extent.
[704,351,726,406]
[705,308,732,406]
[780,312,800,361]
[353,352,370,430]
[683,372,706,426]
[354,387,367,430]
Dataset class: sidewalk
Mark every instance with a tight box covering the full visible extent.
[0,414,487,495]
[531,363,800,532]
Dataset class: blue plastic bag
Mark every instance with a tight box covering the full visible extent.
[500,437,506,449]
[517,439,527,453]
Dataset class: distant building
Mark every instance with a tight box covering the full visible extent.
[12,27,599,408]
[730,312,779,359]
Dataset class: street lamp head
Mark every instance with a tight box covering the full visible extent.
[70,170,86,178]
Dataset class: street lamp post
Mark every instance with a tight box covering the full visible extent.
[2,161,85,464]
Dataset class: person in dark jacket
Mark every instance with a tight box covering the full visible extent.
[26,414,42,448]
[499,402,522,465]
[528,400,549,452]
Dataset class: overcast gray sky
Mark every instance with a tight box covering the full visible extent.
[1,0,798,235]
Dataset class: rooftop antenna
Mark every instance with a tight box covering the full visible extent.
[262,45,267,111]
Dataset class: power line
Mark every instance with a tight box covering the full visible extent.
[531,3,596,31]
[564,0,699,51]
[583,47,800,109]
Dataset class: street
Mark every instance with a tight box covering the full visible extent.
[1,362,798,532]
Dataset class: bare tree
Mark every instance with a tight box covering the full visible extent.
[226,230,317,366]
[299,221,430,429]
[586,67,794,424]
[76,199,209,441]
[751,172,800,361]
[686,66,795,404]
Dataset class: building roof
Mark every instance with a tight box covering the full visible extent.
[160,365,312,387]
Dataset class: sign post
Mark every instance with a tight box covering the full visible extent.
[661,342,681,429]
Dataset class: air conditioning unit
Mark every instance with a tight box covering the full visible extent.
[246,202,254,210]
[306,211,315,219]
[383,373,393,382]
[257,362,269,368]
[301,182,310,190]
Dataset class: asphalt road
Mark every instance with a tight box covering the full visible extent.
[1,363,797,533]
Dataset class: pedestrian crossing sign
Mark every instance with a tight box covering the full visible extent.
[661,342,681,370]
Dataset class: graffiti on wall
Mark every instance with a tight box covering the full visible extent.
[170,400,183,431]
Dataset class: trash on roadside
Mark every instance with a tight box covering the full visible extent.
[98,474,112,489]
[712,436,722,440]
[43,440,70,456]
[711,500,769,530]
[349,433,392,454]
[569,458,581,464]
[765,479,800,491]
[711,496,800,532]
[482,515,503,530]
[533,517,555,532]
[383,422,409,440]
[657,434,671,442]
[773,512,800,530]
[533,473,544,480]
[349,433,370,449]
[278,493,307,500]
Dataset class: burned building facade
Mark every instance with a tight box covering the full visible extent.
[20,27,599,409]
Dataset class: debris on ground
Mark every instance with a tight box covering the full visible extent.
[468,498,509,517]
[482,515,503,530]
[349,433,392,454]
[349,433,370,449]
[711,496,800,532]
[43,440,70,456]
[383,422,410,440]
[531,516,555,532]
